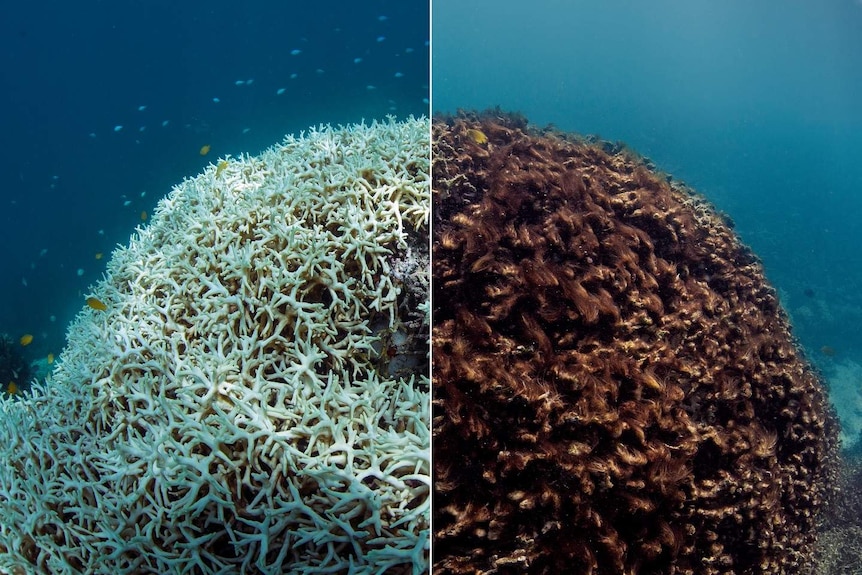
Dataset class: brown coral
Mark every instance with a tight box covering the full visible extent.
[432,111,839,575]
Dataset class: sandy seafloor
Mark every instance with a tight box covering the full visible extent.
[433,0,862,449]
[0,0,429,379]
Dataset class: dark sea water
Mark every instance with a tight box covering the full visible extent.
[434,0,862,444]
[0,1,429,367]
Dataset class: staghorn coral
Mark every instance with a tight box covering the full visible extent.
[432,111,839,575]
[0,117,430,574]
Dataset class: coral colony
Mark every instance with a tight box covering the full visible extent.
[0,118,430,574]
[431,112,838,575]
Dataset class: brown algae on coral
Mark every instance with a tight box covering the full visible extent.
[431,111,838,575]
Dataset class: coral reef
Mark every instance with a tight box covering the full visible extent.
[0,117,430,574]
[432,111,839,574]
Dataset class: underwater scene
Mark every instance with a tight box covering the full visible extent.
[3,0,862,573]
[0,0,429,378]
[432,0,862,574]
[0,0,430,573]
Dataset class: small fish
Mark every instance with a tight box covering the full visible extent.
[86,296,108,311]
[95,252,103,260]
[216,160,229,177]
[47,353,54,365]
[19,334,33,346]
[466,129,488,145]
[141,210,148,221]
[6,382,18,395]
[200,144,211,156]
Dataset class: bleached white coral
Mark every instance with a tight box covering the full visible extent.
[0,117,430,574]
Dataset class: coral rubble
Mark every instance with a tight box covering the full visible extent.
[0,118,430,574]
[432,111,838,575]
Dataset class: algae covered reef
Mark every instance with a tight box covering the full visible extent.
[432,111,838,575]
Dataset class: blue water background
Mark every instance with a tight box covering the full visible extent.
[0,1,429,364]
[434,0,862,383]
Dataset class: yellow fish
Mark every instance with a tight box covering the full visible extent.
[200,144,211,156]
[216,160,229,177]
[86,296,108,311]
[141,210,148,221]
[7,382,18,395]
[95,252,103,260]
[19,334,33,346]
[466,128,488,145]
[47,353,54,365]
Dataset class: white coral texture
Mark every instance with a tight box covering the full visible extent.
[0,117,430,574]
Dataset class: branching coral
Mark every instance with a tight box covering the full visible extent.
[0,117,430,574]
[432,111,838,575]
